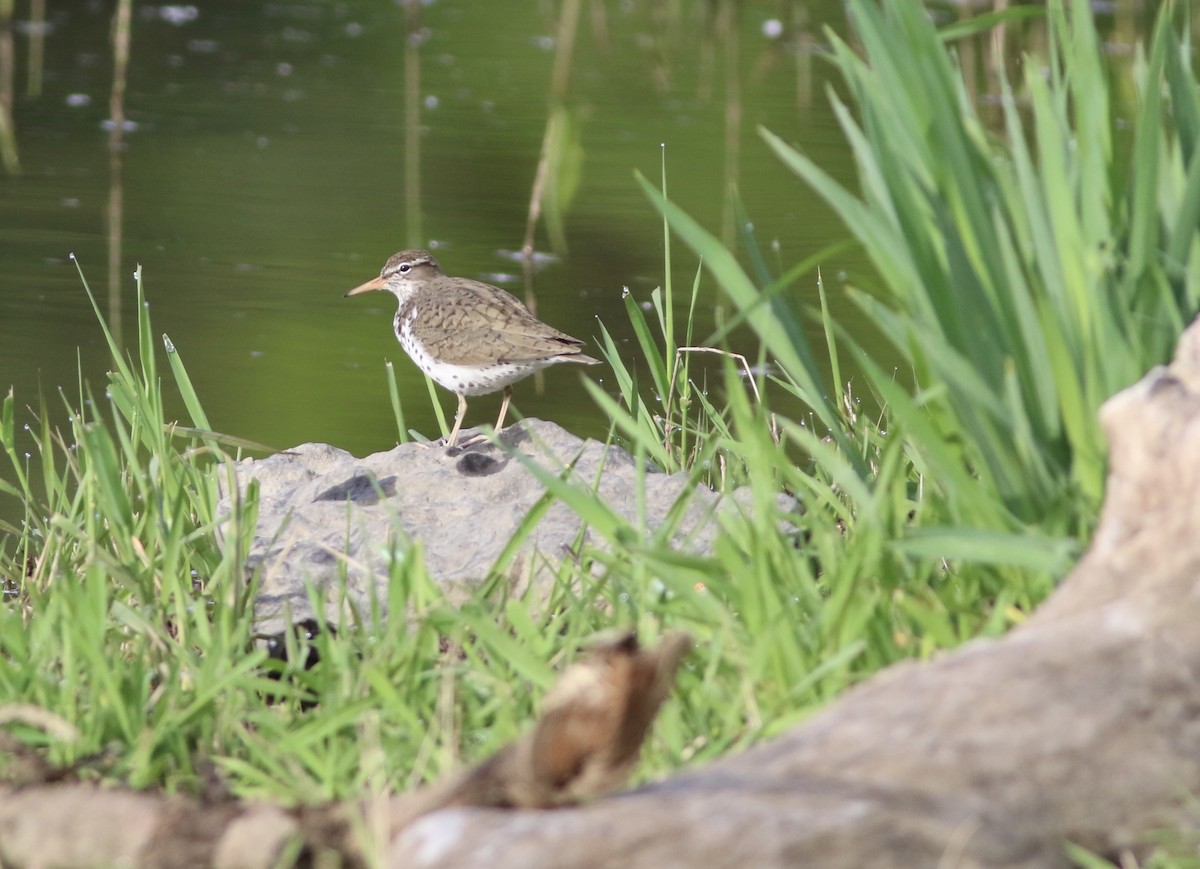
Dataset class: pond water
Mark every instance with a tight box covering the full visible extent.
[0,1,1156,499]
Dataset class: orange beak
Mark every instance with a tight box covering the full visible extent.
[344,275,387,297]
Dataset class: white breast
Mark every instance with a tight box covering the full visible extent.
[395,309,550,397]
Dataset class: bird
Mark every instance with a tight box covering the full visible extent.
[345,249,601,447]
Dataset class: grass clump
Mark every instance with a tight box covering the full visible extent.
[0,261,261,787]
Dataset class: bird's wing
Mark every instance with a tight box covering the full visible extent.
[411,282,589,366]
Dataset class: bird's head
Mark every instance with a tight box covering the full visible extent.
[345,249,442,298]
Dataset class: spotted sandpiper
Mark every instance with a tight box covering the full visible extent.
[346,249,601,447]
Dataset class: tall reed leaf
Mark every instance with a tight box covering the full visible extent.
[761,0,1199,530]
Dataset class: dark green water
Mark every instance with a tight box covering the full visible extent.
[0,1,1155,498]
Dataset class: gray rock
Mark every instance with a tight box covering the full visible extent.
[227,420,730,633]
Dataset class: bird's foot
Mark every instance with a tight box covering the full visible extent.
[446,427,502,453]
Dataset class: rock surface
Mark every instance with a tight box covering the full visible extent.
[228,421,727,632]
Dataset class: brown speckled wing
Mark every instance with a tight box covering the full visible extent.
[409,280,592,366]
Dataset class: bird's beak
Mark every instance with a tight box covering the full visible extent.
[344,275,386,297]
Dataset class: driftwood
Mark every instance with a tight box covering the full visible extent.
[387,630,693,822]
[6,316,1200,867]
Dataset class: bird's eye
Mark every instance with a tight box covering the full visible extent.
[399,264,411,273]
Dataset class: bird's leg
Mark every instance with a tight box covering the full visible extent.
[493,386,513,435]
[448,386,508,451]
[446,394,468,447]
[455,387,513,450]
